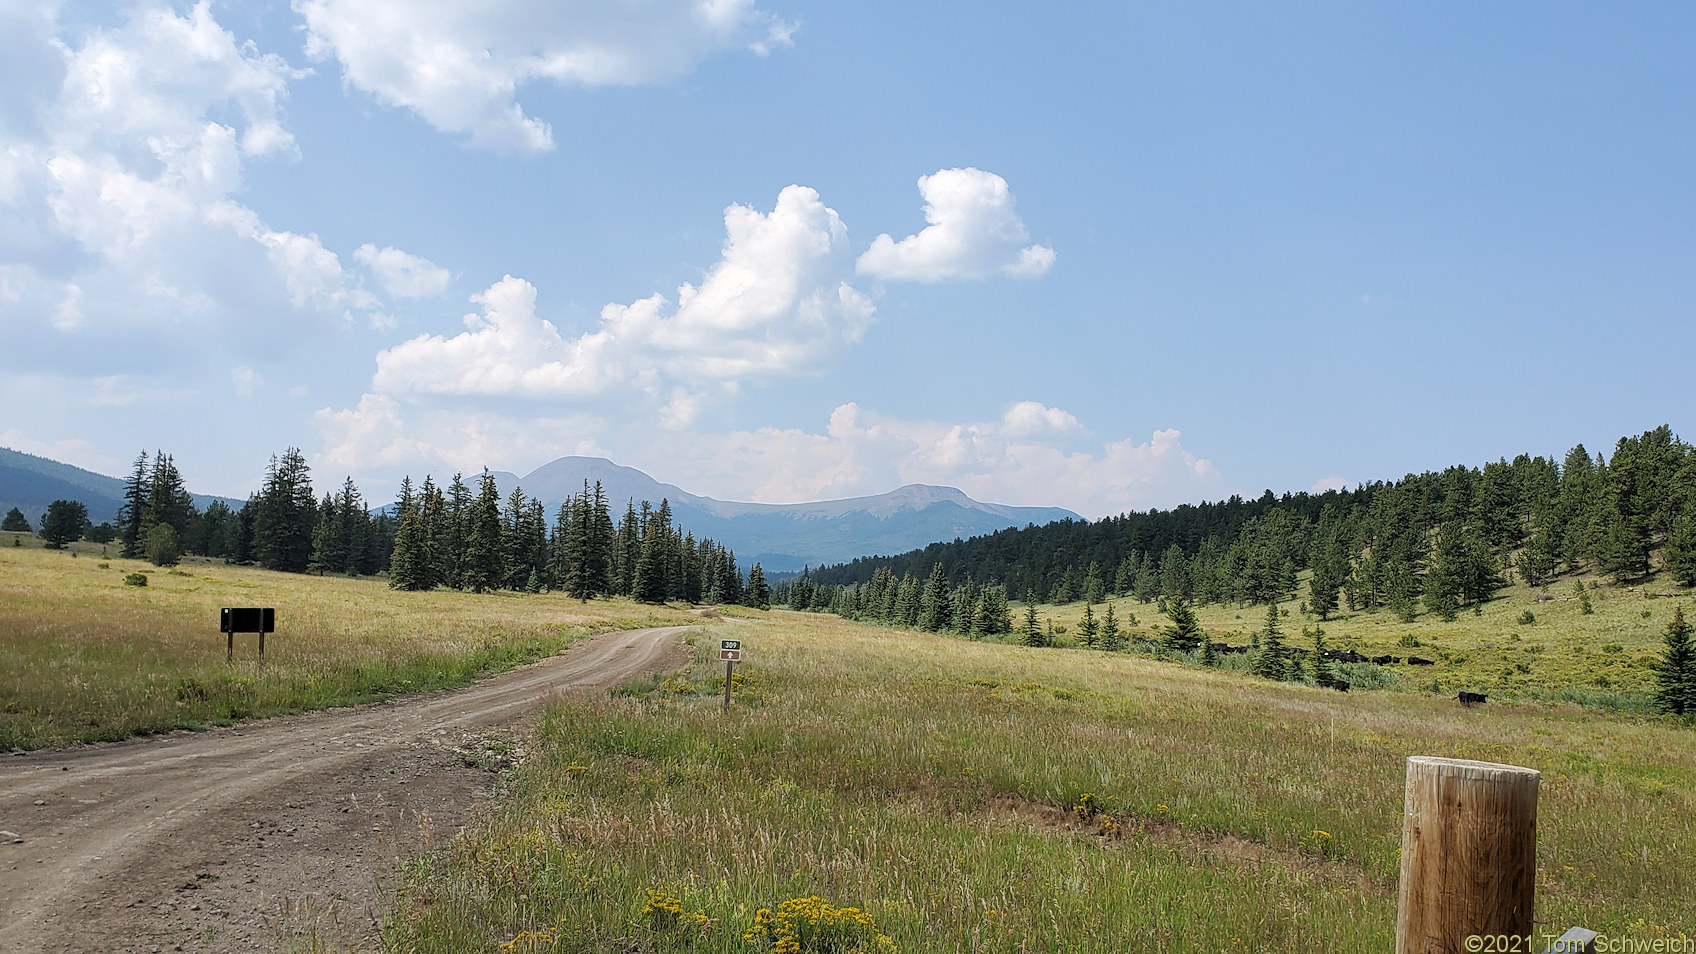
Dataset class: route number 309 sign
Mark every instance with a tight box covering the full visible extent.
[720,639,742,662]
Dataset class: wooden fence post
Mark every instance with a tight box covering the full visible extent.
[1396,756,1540,954]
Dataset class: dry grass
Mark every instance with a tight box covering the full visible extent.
[0,543,699,749]
[385,610,1696,953]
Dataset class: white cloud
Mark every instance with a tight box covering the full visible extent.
[231,364,260,396]
[315,389,1223,520]
[0,2,418,362]
[0,429,117,476]
[295,0,796,153]
[857,167,1055,282]
[685,404,1220,517]
[374,184,872,404]
[354,244,450,299]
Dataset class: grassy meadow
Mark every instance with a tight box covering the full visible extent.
[1018,571,1687,710]
[0,534,698,749]
[383,611,1695,954]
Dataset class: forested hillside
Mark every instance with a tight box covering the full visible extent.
[792,426,1696,627]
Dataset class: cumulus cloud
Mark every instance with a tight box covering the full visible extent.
[374,184,872,402]
[682,403,1221,516]
[354,244,450,299]
[0,0,412,358]
[316,389,1223,520]
[295,0,796,152]
[857,167,1055,282]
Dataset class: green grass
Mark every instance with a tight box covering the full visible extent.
[383,611,1696,953]
[0,542,700,749]
[1020,571,1688,707]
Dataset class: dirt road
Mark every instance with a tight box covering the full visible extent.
[0,625,692,954]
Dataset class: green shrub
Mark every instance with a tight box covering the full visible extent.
[123,573,148,587]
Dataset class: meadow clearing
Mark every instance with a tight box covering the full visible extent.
[3,532,1691,952]
[383,612,1695,953]
[0,535,696,749]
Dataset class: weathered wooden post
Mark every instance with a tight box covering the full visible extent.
[1396,756,1540,954]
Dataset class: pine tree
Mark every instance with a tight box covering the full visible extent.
[919,563,952,632]
[442,474,471,589]
[40,499,89,549]
[1023,597,1044,647]
[461,471,506,594]
[1424,523,1464,622]
[2,507,30,532]
[252,448,317,573]
[1078,603,1100,648]
[1252,602,1287,680]
[1652,606,1696,716]
[1101,604,1123,651]
[1308,626,1336,688]
[1198,633,1218,667]
[746,562,770,609]
[117,450,150,558]
[389,511,431,590]
[1160,595,1202,653]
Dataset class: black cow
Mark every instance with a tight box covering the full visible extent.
[1332,681,1350,692]
[1457,691,1487,706]
[1407,656,1435,666]
[1371,655,1402,665]
[1326,649,1369,664]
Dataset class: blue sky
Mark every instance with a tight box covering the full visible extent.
[2,1,1691,517]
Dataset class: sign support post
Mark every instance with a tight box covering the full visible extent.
[719,638,742,711]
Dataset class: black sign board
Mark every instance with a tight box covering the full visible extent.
[221,607,275,633]
[220,607,276,662]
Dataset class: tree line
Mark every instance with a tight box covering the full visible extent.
[39,448,770,607]
[801,425,1696,624]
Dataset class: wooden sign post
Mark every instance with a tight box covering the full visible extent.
[1396,756,1540,954]
[720,638,741,711]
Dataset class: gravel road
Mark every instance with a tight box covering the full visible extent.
[0,625,692,954]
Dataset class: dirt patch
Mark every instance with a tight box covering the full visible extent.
[0,626,692,953]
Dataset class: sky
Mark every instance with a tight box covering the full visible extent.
[2,1,1692,518]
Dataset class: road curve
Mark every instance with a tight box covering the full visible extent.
[0,625,692,954]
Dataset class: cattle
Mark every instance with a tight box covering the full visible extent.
[1332,681,1350,693]
[1325,649,1369,664]
[1370,655,1402,665]
[1407,656,1435,666]
[1457,691,1488,706]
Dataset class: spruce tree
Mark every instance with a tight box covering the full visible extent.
[117,450,150,558]
[1252,602,1287,680]
[252,448,317,573]
[746,562,770,609]
[1308,626,1336,688]
[389,511,430,590]
[1198,633,1218,667]
[1023,597,1043,647]
[1101,604,1123,651]
[1,507,30,532]
[461,471,506,594]
[40,500,89,549]
[1652,606,1696,716]
[918,563,951,632]
[1160,595,1202,653]
[1078,603,1100,648]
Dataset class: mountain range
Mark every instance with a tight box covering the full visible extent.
[478,457,1078,572]
[0,447,1079,572]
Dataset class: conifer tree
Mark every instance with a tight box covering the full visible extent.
[1160,595,1202,653]
[252,448,317,573]
[746,562,770,609]
[1,507,30,532]
[442,474,471,589]
[1308,626,1336,688]
[461,471,505,594]
[1652,606,1696,716]
[1252,602,1287,680]
[1198,633,1218,667]
[1078,603,1100,648]
[389,511,431,591]
[1101,604,1123,651]
[1023,597,1043,647]
[117,450,150,558]
[919,563,952,632]
[40,499,89,549]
